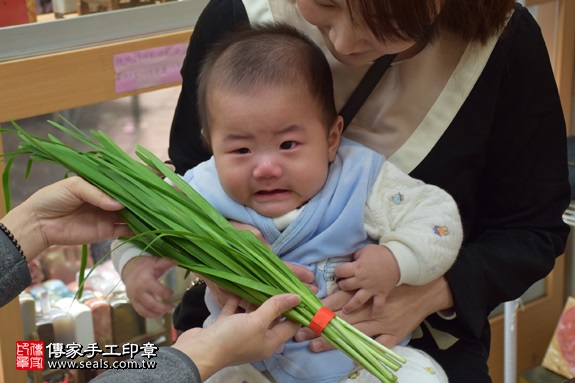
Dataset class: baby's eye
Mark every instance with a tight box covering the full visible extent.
[233,147,250,154]
[280,141,296,150]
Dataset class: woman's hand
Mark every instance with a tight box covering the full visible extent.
[173,294,302,381]
[4,177,132,260]
[296,276,453,351]
[207,261,317,312]
[205,279,251,310]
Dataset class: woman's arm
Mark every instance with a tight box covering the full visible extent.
[442,6,570,338]
[92,294,301,383]
[298,7,570,351]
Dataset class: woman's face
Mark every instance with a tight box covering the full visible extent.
[295,0,417,66]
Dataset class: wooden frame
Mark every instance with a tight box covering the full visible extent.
[0,30,191,123]
[553,0,575,134]
[525,0,575,133]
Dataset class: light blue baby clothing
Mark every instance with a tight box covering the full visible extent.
[184,139,389,383]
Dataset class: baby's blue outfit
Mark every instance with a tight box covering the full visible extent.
[183,139,387,383]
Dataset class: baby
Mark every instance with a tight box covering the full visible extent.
[114,23,462,383]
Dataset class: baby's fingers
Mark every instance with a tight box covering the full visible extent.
[132,292,172,318]
[341,289,372,315]
[337,276,361,291]
[334,262,354,279]
[131,281,173,317]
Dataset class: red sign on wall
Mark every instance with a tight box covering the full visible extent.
[0,0,30,27]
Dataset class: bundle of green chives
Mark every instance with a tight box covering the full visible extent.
[2,120,405,382]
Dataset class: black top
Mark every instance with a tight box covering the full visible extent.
[168,1,571,381]
[0,229,31,308]
[91,346,201,383]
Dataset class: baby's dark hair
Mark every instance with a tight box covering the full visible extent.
[197,22,337,146]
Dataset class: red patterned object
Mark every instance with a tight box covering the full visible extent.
[543,296,575,378]
[557,306,575,375]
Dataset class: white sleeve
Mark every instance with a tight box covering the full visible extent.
[364,161,463,286]
[110,239,152,276]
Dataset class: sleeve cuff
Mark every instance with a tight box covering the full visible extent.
[0,256,31,307]
[111,239,152,275]
[436,309,457,320]
[383,241,421,285]
[160,347,201,380]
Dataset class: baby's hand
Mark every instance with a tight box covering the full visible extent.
[335,244,400,317]
[122,256,175,317]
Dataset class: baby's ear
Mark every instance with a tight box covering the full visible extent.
[328,116,343,163]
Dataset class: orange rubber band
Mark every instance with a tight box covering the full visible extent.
[308,307,336,335]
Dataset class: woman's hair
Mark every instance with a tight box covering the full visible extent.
[197,22,337,146]
[347,0,516,44]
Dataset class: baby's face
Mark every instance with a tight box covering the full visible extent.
[208,85,341,218]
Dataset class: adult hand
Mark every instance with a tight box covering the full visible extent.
[296,276,453,351]
[3,177,132,260]
[123,256,175,317]
[204,278,247,310]
[206,260,317,313]
[285,263,317,293]
[173,293,301,380]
